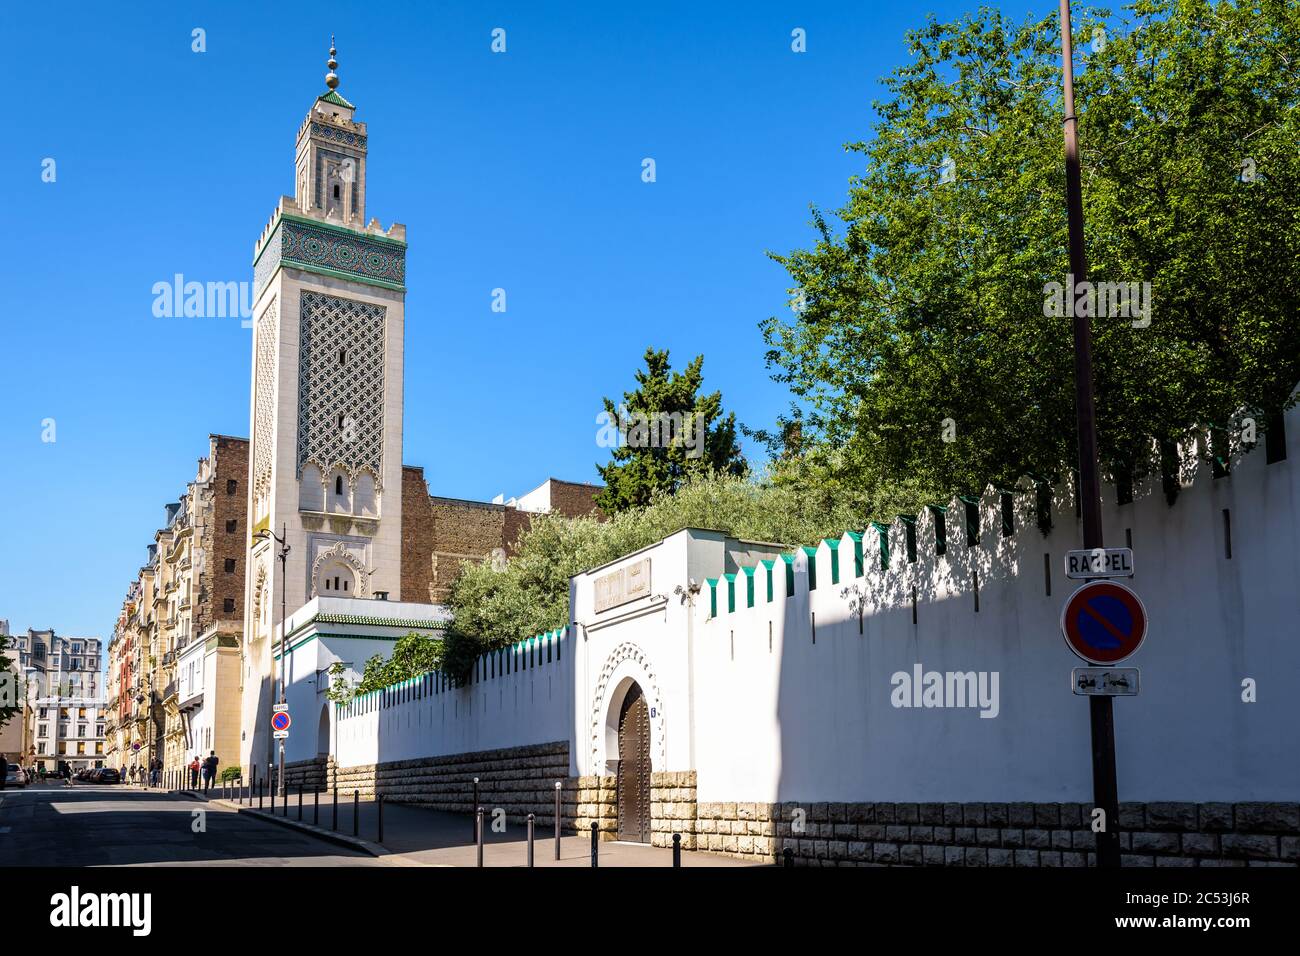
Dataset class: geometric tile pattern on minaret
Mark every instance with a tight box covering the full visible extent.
[295,290,386,484]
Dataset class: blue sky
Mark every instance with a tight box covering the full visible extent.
[1,0,1037,637]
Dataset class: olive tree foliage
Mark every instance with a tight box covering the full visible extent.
[449,471,880,644]
[761,0,1299,505]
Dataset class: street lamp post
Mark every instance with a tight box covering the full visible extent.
[1057,0,1120,869]
[254,524,290,798]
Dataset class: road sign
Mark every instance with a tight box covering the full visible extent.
[131,742,141,752]
[1064,547,1134,579]
[271,711,292,733]
[273,730,289,740]
[1061,580,1148,664]
[1072,667,1140,696]
[273,703,289,714]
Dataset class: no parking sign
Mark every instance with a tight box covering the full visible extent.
[1060,580,1147,665]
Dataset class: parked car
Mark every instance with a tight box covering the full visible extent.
[5,763,27,788]
[96,767,120,784]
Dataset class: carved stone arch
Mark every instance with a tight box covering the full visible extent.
[589,641,666,773]
[310,541,369,598]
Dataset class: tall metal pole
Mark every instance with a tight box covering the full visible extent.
[278,524,287,798]
[1058,0,1120,870]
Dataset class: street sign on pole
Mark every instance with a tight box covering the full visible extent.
[1064,547,1134,579]
[1072,667,1140,696]
[273,730,289,740]
[1061,580,1148,665]
[271,711,292,734]
[273,703,289,714]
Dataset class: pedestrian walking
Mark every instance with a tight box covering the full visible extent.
[189,755,201,789]
[150,758,160,788]
[202,751,219,793]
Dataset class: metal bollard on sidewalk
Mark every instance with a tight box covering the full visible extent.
[332,784,338,831]
[673,832,682,867]
[471,777,479,842]
[314,787,319,826]
[476,806,485,868]
[353,790,359,837]
[527,813,535,867]
[298,783,303,821]
[590,821,599,867]
[377,794,384,843]
[554,781,562,861]
[783,846,794,867]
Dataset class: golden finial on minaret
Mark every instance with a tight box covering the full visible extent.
[325,36,339,90]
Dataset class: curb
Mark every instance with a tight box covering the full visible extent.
[207,798,393,858]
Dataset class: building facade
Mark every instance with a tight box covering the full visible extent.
[10,629,105,772]
[105,436,248,778]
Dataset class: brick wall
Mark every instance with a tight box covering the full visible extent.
[400,466,436,604]
[426,497,509,603]
[546,479,604,520]
[210,436,248,625]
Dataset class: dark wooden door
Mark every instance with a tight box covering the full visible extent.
[616,683,651,843]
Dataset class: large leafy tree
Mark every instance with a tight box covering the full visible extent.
[762,0,1299,501]
[595,348,747,512]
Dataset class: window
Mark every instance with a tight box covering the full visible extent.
[335,476,344,496]
[77,743,85,755]
[79,708,86,718]
[37,724,47,737]
[224,558,237,573]
[78,725,87,737]
[226,519,238,533]
[34,643,45,660]
[37,743,46,755]
[333,184,340,199]
[96,724,104,736]
[38,707,47,719]
[227,478,238,495]
[223,598,236,613]
[339,348,347,366]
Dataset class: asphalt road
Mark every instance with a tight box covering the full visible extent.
[0,781,386,866]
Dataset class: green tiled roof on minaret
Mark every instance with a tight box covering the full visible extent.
[318,89,355,109]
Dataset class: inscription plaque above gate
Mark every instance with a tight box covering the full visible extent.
[594,558,651,613]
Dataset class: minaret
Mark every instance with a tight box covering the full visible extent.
[241,40,408,774]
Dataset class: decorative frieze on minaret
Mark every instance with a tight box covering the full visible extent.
[241,39,409,771]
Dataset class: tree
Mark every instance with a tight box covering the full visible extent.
[595,348,747,512]
[450,471,873,644]
[761,0,1299,502]
[353,631,446,695]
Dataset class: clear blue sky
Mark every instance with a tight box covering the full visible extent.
[1,0,1037,637]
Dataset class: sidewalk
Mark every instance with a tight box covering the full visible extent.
[183,786,760,867]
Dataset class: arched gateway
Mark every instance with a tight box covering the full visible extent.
[615,682,652,843]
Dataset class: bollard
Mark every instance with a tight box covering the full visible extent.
[258,780,264,810]
[471,777,479,843]
[590,821,599,867]
[673,832,682,867]
[377,794,384,843]
[270,779,276,815]
[476,806,485,868]
[314,788,319,826]
[783,847,794,868]
[353,790,359,837]
[554,781,562,861]
[333,784,339,831]
[527,813,535,867]
[298,784,304,821]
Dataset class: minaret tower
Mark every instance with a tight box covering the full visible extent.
[241,40,408,772]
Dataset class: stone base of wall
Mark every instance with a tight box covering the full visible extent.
[652,772,698,849]
[283,756,330,793]
[332,742,575,827]
[689,801,1300,867]
[573,775,618,838]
